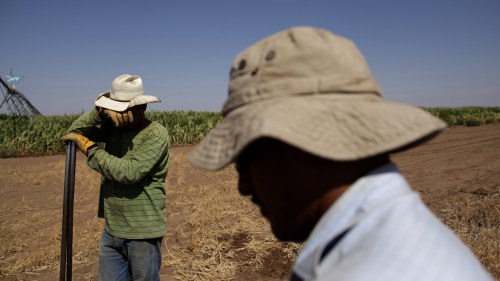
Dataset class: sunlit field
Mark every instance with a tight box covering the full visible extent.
[0,107,498,280]
[1,107,499,157]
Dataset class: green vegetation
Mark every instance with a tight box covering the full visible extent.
[1,107,498,157]
[0,111,222,157]
[423,106,500,127]
[0,114,78,157]
[146,110,222,144]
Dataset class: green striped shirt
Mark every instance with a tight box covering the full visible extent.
[67,108,169,239]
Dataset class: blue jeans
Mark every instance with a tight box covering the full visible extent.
[98,229,163,281]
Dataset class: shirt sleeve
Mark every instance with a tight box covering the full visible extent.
[66,107,112,142]
[86,126,169,185]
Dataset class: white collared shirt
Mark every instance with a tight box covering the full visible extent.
[292,164,493,281]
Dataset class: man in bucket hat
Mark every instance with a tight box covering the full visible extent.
[189,27,493,280]
[62,74,169,281]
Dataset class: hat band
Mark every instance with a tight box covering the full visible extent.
[110,89,144,101]
[223,75,380,114]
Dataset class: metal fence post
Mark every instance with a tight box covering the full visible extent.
[60,141,76,281]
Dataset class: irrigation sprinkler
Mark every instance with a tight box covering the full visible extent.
[60,141,76,281]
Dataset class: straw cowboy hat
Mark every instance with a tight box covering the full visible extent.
[189,26,446,170]
[95,74,160,112]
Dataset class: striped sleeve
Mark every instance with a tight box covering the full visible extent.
[86,126,169,185]
[66,108,112,142]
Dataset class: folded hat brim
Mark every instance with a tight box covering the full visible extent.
[188,94,446,171]
[95,92,161,112]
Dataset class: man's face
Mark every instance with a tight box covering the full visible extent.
[236,138,327,242]
[123,104,147,129]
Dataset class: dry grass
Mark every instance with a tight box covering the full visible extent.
[433,186,500,279]
[0,154,102,280]
[163,147,299,281]
[0,149,300,281]
[0,141,498,280]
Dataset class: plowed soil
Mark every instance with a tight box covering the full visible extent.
[0,123,499,280]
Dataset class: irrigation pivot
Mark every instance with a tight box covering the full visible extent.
[0,70,42,116]
[60,141,76,281]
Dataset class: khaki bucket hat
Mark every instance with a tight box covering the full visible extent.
[95,74,160,112]
[189,26,446,170]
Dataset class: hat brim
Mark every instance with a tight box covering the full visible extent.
[95,92,161,112]
[188,94,446,171]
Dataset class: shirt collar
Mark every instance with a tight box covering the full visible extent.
[292,163,411,280]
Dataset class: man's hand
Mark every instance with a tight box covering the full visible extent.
[61,133,96,156]
[97,107,134,127]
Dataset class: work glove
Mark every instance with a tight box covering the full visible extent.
[61,133,96,156]
[97,107,134,128]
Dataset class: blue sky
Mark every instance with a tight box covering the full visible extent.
[1,0,499,115]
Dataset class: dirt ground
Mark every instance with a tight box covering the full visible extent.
[0,123,499,280]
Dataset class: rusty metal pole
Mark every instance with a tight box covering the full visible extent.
[60,141,76,281]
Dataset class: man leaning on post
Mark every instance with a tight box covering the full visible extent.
[188,27,494,280]
[62,74,169,281]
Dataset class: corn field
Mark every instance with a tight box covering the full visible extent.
[424,106,500,126]
[1,107,498,157]
[0,110,222,157]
